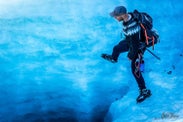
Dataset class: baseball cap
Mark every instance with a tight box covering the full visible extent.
[110,6,127,17]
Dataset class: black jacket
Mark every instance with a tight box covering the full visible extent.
[122,13,144,60]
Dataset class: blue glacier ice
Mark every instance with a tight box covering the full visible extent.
[0,0,183,122]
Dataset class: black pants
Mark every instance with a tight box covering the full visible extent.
[112,40,146,90]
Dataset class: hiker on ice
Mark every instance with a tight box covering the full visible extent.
[102,6,159,103]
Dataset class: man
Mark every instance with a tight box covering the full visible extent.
[101,6,151,103]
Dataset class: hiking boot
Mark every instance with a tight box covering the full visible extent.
[136,89,151,103]
[101,54,117,63]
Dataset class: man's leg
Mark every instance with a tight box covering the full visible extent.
[101,40,129,63]
[112,40,129,61]
[131,54,151,103]
[131,55,146,90]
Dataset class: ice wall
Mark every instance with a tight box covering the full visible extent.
[0,0,183,122]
